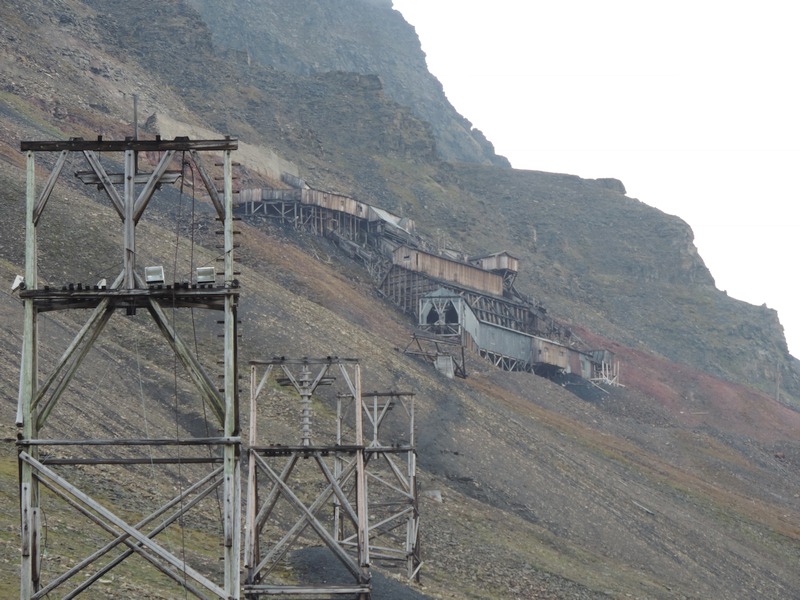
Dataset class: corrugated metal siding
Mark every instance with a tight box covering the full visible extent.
[590,349,616,364]
[393,247,504,296]
[418,289,599,377]
[578,352,593,379]
[420,293,531,366]
[461,299,481,347]
[369,206,415,233]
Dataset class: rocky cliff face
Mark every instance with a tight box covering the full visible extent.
[187,0,510,167]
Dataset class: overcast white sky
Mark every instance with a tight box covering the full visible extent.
[392,0,800,357]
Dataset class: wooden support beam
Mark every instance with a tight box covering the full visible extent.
[190,149,225,222]
[21,436,238,446]
[21,452,228,598]
[22,137,238,152]
[18,137,241,600]
[342,363,371,574]
[145,299,225,424]
[32,150,68,225]
[40,457,223,466]
[33,467,222,599]
[20,150,39,599]
[35,478,213,600]
[253,453,364,581]
[243,585,370,596]
[74,170,181,185]
[220,147,241,599]
[123,149,135,288]
[315,453,360,526]
[133,149,177,222]
[35,305,114,429]
[250,460,348,579]
[82,151,125,219]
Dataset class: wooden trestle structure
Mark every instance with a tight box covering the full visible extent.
[16,137,423,598]
[16,136,241,598]
[359,391,421,580]
[245,358,371,599]
[245,359,421,598]
[236,179,619,387]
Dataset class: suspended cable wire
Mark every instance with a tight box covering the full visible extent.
[135,334,156,480]
[173,151,189,594]
[185,156,224,524]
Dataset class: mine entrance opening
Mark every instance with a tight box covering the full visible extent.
[425,301,459,336]
[426,302,459,327]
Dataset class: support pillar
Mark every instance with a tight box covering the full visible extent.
[19,149,40,599]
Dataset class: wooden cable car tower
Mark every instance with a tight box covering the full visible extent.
[16,134,241,598]
[245,357,372,599]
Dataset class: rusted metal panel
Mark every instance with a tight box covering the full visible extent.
[568,348,592,377]
[392,246,504,297]
[368,206,415,233]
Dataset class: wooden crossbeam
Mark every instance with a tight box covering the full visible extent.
[21,452,227,599]
[22,137,238,152]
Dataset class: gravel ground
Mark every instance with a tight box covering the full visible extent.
[292,547,434,600]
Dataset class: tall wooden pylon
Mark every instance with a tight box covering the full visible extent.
[16,136,241,599]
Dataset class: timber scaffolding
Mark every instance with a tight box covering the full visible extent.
[16,135,243,599]
[245,358,420,599]
[235,176,620,385]
[15,137,426,599]
[237,173,417,279]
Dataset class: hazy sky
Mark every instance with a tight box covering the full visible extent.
[392,0,800,357]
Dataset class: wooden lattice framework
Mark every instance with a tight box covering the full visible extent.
[351,391,421,580]
[16,136,241,599]
[244,358,371,599]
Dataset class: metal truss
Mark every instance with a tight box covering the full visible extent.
[17,136,241,599]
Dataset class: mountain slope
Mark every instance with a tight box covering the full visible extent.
[75,0,798,406]
[1,1,799,599]
[186,0,509,168]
